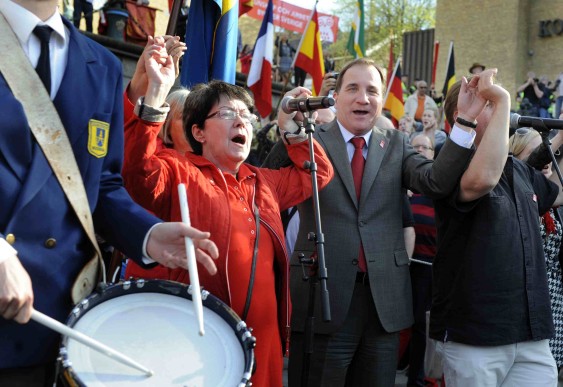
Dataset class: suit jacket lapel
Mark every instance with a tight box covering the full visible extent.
[360,129,388,206]
[0,77,34,183]
[55,17,102,148]
[12,21,99,216]
[318,121,358,206]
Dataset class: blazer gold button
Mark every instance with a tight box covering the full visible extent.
[5,233,15,245]
[45,238,57,248]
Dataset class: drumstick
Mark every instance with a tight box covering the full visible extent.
[178,184,205,336]
[31,309,154,376]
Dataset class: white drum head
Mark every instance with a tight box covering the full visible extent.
[65,292,245,386]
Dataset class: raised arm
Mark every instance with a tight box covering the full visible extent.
[122,39,177,212]
[127,35,185,107]
[458,69,511,202]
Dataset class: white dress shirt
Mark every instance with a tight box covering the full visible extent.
[0,1,69,100]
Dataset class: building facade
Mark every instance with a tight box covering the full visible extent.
[435,0,563,104]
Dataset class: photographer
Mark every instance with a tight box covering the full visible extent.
[517,71,546,117]
[313,71,339,124]
[248,119,278,166]
[555,72,563,118]
[538,75,554,118]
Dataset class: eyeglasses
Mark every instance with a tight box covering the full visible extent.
[206,107,258,125]
[418,86,428,89]
[413,144,433,151]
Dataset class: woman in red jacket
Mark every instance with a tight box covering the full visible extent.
[122,42,333,386]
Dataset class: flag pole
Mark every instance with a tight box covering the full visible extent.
[166,0,183,35]
[383,57,401,107]
[386,34,394,89]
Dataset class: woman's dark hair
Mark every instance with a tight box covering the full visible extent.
[183,80,254,155]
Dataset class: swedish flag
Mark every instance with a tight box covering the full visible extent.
[181,0,239,87]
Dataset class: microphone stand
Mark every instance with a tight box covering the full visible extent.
[533,120,563,187]
[299,111,331,387]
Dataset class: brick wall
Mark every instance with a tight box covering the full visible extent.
[436,0,563,104]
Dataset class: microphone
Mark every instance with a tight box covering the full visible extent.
[281,96,335,114]
[510,113,563,132]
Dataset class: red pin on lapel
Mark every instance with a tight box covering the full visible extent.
[379,140,385,148]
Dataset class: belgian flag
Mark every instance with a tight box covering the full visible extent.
[442,42,456,101]
[442,42,456,133]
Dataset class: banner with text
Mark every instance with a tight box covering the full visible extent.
[247,0,339,43]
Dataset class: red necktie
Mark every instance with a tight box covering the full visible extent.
[350,137,367,272]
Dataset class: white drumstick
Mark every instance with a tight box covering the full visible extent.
[178,184,205,336]
[31,309,154,376]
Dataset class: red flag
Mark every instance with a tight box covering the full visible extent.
[431,41,439,89]
[293,7,325,96]
[239,0,254,16]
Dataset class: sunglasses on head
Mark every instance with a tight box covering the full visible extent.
[515,128,533,135]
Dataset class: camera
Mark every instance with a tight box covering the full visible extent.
[533,78,539,83]
[518,97,536,117]
[329,72,339,80]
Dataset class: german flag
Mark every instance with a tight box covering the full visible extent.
[181,0,239,87]
[384,61,404,127]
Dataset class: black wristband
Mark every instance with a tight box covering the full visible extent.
[455,116,477,129]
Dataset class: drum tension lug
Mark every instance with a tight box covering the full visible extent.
[96,281,109,294]
[246,335,257,349]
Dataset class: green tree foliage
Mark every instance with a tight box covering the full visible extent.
[327,0,435,70]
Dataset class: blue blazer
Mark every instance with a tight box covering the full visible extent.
[0,17,159,368]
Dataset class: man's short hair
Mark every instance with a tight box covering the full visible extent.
[334,58,385,94]
[443,79,464,127]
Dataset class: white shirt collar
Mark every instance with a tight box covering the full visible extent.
[336,119,373,146]
[0,1,67,48]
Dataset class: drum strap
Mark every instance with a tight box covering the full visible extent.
[242,207,260,321]
[0,15,106,303]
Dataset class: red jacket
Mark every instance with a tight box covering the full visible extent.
[122,116,333,354]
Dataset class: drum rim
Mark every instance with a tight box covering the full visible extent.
[59,279,255,387]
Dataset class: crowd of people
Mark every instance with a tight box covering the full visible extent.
[3,2,563,387]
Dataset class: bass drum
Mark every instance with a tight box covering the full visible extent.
[58,279,255,386]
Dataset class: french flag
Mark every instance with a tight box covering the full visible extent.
[247,0,274,119]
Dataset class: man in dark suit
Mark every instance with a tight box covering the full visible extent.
[264,58,482,386]
[0,1,218,384]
